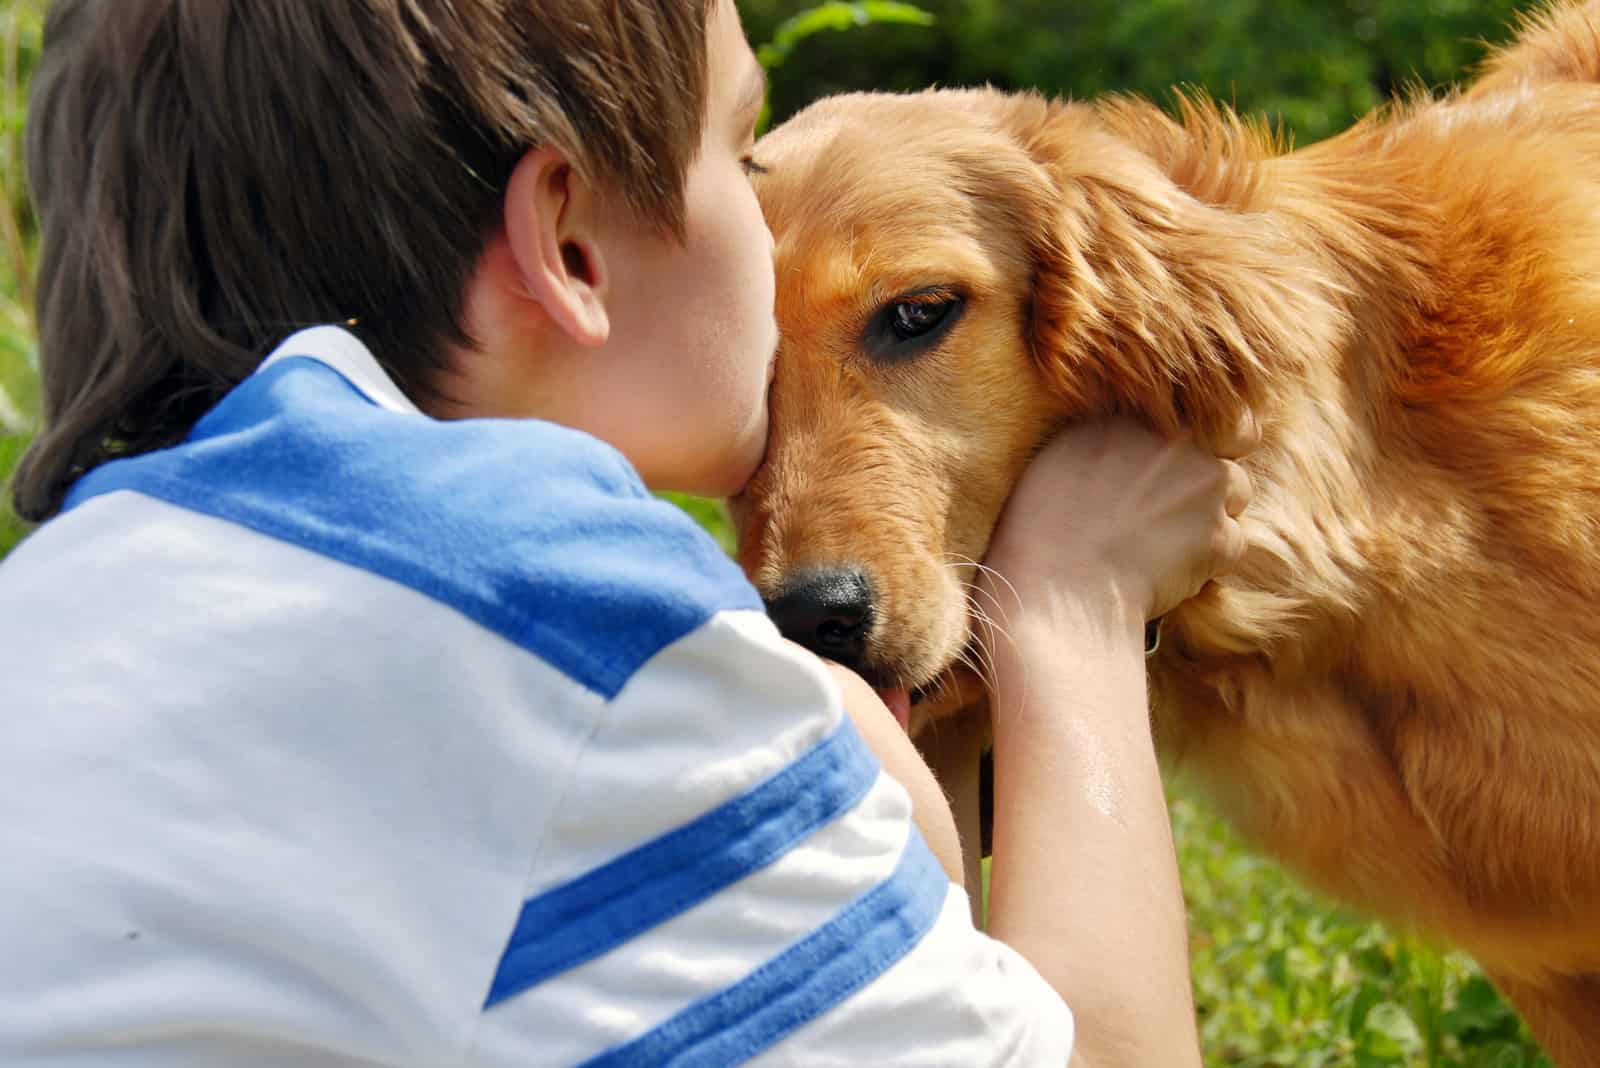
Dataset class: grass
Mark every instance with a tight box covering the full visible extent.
[1,259,37,556]
[0,0,39,557]
[1174,795,1549,1067]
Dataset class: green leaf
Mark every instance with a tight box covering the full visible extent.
[0,318,39,434]
[1346,979,1386,1038]
[658,492,736,555]
[1354,1051,1404,1068]
[1359,1002,1424,1059]
[1265,946,1290,988]
[1443,975,1520,1040]
[1356,943,1396,978]
[1461,1041,1531,1068]
[759,2,934,70]
[0,431,33,559]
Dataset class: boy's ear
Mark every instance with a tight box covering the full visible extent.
[504,146,611,347]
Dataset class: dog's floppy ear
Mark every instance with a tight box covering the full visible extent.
[994,93,1341,444]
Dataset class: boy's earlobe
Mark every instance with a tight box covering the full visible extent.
[505,147,611,347]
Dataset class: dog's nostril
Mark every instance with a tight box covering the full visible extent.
[814,617,870,664]
[763,566,875,672]
[816,618,863,651]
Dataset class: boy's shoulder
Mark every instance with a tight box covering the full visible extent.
[63,327,761,697]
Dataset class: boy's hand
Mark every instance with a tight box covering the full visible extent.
[979,415,1255,635]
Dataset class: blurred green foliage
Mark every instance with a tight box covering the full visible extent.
[1174,796,1550,1067]
[741,0,1528,143]
[0,0,41,557]
[660,491,737,555]
[756,1,935,70]
[754,1,935,130]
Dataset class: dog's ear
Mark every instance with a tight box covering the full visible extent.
[993,93,1341,445]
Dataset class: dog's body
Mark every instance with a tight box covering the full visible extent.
[737,4,1600,1061]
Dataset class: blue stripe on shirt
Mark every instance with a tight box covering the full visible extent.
[483,717,879,1008]
[63,356,761,699]
[580,831,949,1068]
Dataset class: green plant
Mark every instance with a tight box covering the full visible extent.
[739,0,1527,143]
[754,2,933,131]
[0,0,43,558]
[756,1,933,70]
[1174,792,1550,1067]
[660,490,736,554]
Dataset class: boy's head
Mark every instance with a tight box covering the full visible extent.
[14,0,775,519]
[439,0,778,496]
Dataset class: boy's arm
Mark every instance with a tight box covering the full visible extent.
[986,602,1199,1068]
[975,417,1253,1068]
[830,618,1190,1068]
[817,656,965,886]
[824,658,987,921]
[817,412,1253,1068]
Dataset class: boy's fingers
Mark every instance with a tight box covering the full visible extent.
[1215,409,1261,460]
[1212,516,1249,571]
[1223,460,1252,518]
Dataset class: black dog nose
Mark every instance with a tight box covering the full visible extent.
[763,567,875,672]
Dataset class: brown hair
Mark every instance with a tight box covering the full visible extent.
[13,0,713,521]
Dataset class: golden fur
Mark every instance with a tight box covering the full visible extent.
[736,3,1600,1061]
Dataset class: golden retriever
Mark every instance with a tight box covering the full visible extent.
[735,3,1600,1062]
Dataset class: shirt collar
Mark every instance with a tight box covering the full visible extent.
[257,325,423,416]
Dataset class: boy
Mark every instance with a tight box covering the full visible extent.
[1,1,1248,1065]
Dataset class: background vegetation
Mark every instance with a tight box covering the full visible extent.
[0,1,1557,1063]
[741,0,1526,140]
[0,0,38,554]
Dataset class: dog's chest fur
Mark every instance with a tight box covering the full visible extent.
[1151,320,1600,978]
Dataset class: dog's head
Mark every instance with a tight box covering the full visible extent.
[737,89,1335,730]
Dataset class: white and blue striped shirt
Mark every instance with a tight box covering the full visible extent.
[0,328,1073,1066]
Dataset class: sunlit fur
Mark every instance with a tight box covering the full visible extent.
[735,3,1600,1060]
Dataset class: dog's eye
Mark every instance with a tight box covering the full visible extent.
[864,290,965,363]
[890,300,955,341]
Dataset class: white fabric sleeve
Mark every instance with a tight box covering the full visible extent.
[0,492,1072,1067]
[471,609,1074,1067]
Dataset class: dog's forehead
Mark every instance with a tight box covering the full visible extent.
[756,95,1018,233]
[765,210,1013,333]
[756,97,1032,313]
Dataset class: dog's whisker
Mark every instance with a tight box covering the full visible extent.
[965,587,1018,660]
[943,554,1025,645]
[954,644,998,697]
[964,559,1024,623]
[961,598,1012,694]
[953,604,998,675]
